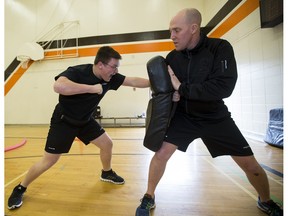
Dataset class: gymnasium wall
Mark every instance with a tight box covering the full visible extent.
[4,0,283,141]
[222,8,283,140]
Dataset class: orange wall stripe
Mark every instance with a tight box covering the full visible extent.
[208,0,259,38]
[4,41,174,96]
[44,49,79,58]
[43,41,174,58]
[76,41,174,57]
[4,61,33,96]
[113,42,175,55]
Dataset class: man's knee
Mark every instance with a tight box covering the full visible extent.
[154,142,176,161]
[234,156,263,175]
[42,153,61,169]
[92,134,113,150]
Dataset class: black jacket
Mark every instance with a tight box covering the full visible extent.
[166,33,237,120]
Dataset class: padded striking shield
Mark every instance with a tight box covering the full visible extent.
[144,56,174,152]
[147,56,174,95]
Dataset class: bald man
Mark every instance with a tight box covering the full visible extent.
[135,8,282,216]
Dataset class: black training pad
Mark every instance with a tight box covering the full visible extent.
[147,56,173,95]
[144,56,174,152]
[144,93,173,152]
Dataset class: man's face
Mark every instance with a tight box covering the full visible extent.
[169,14,193,51]
[101,58,119,82]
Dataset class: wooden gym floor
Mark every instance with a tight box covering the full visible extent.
[4,125,283,216]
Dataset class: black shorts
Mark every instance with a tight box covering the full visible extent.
[164,111,254,158]
[45,108,105,154]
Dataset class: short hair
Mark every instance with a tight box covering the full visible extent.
[94,46,122,64]
[184,8,202,26]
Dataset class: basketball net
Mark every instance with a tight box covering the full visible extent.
[17,55,31,69]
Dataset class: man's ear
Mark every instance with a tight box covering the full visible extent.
[191,24,199,34]
[99,61,105,69]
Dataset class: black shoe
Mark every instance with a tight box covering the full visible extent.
[100,169,125,184]
[135,194,156,216]
[8,184,26,210]
[257,197,283,216]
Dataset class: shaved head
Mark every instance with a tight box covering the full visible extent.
[169,8,202,50]
[183,8,202,26]
[172,8,202,26]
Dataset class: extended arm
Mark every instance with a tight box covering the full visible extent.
[122,77,150,88]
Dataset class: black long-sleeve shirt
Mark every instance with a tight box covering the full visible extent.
[166,33,238,120]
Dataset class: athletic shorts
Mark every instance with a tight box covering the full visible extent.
[164,111,254,158]
[45,108,105,154]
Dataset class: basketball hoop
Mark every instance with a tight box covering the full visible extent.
[16,42,44,69]
[17,55,31,69]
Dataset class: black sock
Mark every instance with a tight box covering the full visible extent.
[102,169,113,174]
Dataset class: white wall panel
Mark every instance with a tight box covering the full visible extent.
[203,0,227,26]
[34,0,78,40]
[223,9,283,141]
[97,0,170,34]
[5,0,37,67]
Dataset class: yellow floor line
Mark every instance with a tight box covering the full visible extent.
[202,157,258,201]
[267,175,283,186]
[5,170,28,188]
